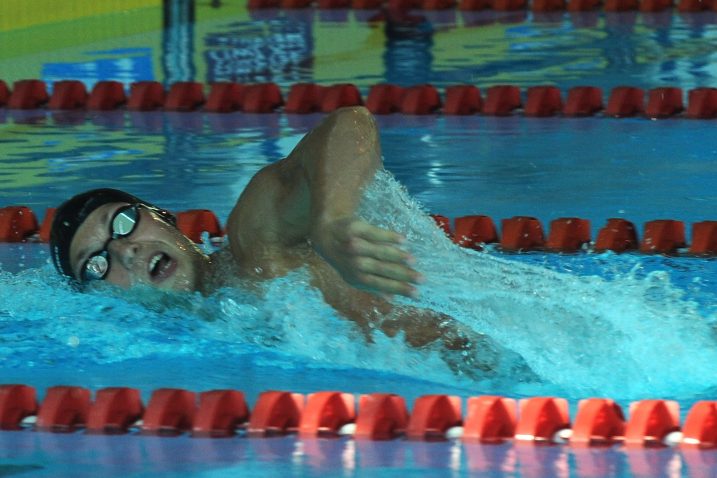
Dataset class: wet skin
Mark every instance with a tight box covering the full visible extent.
[69,203,213,292]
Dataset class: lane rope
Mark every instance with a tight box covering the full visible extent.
[2,79,716,119]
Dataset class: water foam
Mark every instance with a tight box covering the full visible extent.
[358,170,717,399]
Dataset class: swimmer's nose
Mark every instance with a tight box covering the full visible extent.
[107,238,140,271]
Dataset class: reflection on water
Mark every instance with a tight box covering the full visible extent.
[1,111,716,234]
[3,2,717,90]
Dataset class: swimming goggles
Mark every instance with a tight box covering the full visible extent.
[81,204,142,283]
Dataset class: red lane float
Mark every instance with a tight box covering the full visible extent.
[0,206,39,242]
[431,214,452,237]
[570,398,625,446]
[568,0,602,10]
[248,391,305,436]
[165,82,205,111]
[624,400,680,447]
[532,0,565,11]
[321,84,363,112]
[689,221,717,255]
[285,83,325,114]
[424,0,457,9]
[640,0,673,11]
[176,209,223,244]
[0,78,717,118]
[285,83,363,113]
[460,0,493,9]
[595,218,639,253]
[128,81,165,111]
[606,86,644,117]
[500,216,545,251]
[366,84,405,114]
[525,86,563,117]
[645,87,684,119]
[86,387,144,434]
[38,208,56,243]
[443,85,482,115]
[493,0,527,9]
[353,0,384,8]
[318,0,351,7]
[4,78,717,121]
[192,390,250,437]
[205,82,244,113]
[405,394,462,440]
[0,384,38,430]
[3,201,716,258]
[453,215,498,249]
[141,388,196,435]
[564,86,603,116]
[679,0,714,11]
[681,401,717,449]
[462,396,517,443]
[298,391,355,436]
[88,81,127,110]
[49,80,88,110]
[546,217,590,252]
[283,0,313,7]
[0,80,9,106]
[639,219,686,254]
[8,79,48,109]
[36,386,91,432]
[242,83,284,113]
[248,0,280,7]
[483,85,522,116]
[354,393,409,440]
[401,84,441,114]
[15,383,717,453]
[514,397,570,443]
[389,0,423,9]
[687,87,717,119]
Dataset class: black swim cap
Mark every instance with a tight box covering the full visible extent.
[49,188,175,281]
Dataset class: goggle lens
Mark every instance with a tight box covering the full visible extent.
[112,207,138,238]
[81,204,141,283]
[84,253,109,281]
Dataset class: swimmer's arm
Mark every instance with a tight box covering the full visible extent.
[227,106,422,297]
[293,107,423,298]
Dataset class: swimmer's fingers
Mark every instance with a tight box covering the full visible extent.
[356,270,418,298]
[319,218,423,298]
[348,235,415,268]
[347,221,405,246]
[353,256,423,289]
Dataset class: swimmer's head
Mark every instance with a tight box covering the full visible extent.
[50,188,211,292]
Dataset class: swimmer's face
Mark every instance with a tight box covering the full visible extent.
[69,202,209,291]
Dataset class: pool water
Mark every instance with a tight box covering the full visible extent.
[1,2,717,476]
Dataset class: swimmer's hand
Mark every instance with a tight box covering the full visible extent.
[312,218,424,298]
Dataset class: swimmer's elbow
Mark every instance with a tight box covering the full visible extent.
[328,106,378,140]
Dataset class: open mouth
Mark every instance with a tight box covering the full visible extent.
[147,252,177,283]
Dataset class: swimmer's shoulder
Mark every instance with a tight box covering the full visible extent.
[226,159,311,265]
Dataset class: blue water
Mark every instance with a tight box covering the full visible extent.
[2,4,717,477]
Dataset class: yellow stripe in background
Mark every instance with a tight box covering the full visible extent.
[0,0,161,32]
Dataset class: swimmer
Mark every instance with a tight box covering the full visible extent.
[50,106,533,380]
